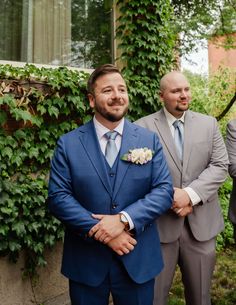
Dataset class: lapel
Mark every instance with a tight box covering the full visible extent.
[77,119,140,199]
[154,109,182,172]
[113,119,140,199]
[182,110,194,174]
[77,120,113,196]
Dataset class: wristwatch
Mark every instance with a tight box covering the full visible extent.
[119,213,130,231]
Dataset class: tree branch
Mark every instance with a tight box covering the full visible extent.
[216,91,236,121]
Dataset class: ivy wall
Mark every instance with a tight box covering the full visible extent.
[0,65,91,274]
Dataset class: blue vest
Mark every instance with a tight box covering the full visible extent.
[104,152,120,191]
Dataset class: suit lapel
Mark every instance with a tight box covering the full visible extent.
[154,109,182,172]
[113,120,139,199]
[182,110,194,174]
[78,121,113,196]
[77,120,141,199]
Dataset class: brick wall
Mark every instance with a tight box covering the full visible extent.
[208,33,236,73]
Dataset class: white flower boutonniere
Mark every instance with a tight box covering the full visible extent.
[121,147,154,165]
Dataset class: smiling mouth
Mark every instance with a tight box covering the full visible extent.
[109,103,124,107]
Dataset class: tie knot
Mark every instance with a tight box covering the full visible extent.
[173,120,182,129]
[105,131,118,140]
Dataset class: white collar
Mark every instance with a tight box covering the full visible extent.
[93,117,124,140]
[163,107,185,128]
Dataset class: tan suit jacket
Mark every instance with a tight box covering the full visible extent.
[226,119,236,224]
[136,109,228,243]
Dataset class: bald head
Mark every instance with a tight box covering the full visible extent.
[160,71,189,93]
[159,71,191,118]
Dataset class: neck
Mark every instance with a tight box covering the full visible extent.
[94,114,123,130]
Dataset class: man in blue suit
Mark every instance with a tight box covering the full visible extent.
[48,64,173,305]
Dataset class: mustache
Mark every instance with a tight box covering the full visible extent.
[108,99,124,106]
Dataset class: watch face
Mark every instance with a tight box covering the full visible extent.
[120,214,129,231]
[121,214,127,222]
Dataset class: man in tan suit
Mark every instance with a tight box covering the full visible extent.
[135,71,228,305]
[226,119,236,242]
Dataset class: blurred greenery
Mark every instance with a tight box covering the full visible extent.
[184,67,236,135]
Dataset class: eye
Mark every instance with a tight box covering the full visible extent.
[171,89,179,93]
[103,88,112,93]
[119,87,127,93]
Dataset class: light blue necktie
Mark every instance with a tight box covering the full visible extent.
[105,131,118,167]
[173,120,184,160]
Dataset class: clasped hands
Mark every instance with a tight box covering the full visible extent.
[88,214,137,256]
[172,187,193,217]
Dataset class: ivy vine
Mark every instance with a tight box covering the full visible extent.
[0,64,91,275]
[116,0,177,120]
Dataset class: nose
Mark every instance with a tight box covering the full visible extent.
[111,89,121,99]
[180,90,188,98]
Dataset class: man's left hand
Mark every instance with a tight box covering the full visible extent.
[107,231,137,255]
[172,187,191,210]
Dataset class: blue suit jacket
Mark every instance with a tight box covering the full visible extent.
[48,119,173,285]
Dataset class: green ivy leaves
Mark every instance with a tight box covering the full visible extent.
[116,0,177,121]
[0,64,90,275]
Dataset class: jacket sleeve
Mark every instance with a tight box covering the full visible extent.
[188,118,229,203]
[47,136,98,236]
[226,120,236,178]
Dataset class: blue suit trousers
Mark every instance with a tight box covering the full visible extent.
[69,255,154,305]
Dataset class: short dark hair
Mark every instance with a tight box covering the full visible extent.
[87,64,122,94]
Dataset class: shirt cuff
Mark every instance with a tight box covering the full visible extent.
[184,187,201,206]
[120,211,134,230]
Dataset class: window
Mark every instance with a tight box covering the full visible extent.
[0,0,113,69]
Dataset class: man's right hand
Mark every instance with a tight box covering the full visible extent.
[107,231,137,256]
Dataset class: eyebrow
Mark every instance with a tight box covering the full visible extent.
[102,84,127,88]
[171,86,190,91]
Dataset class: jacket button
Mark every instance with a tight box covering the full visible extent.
[112,203,117,209]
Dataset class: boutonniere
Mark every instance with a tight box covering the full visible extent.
[121,147,154,165]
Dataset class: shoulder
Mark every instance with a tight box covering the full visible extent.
[135,111,161,124]
[126,119,157,138]
[188,110,217,128]
[58,120,93,142]
[226,119,236,139]
[227,118,236,129]
[188,110,215,121]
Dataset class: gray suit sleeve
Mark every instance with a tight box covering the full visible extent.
[226,120,236,178]
[188,118,229,203]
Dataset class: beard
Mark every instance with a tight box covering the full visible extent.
[94,99,129,122]
[175,101,190,112]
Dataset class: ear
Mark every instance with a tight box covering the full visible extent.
[159,91,164,102]
[88,93,95,108]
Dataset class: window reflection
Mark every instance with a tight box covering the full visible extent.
[0,0,113,68]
